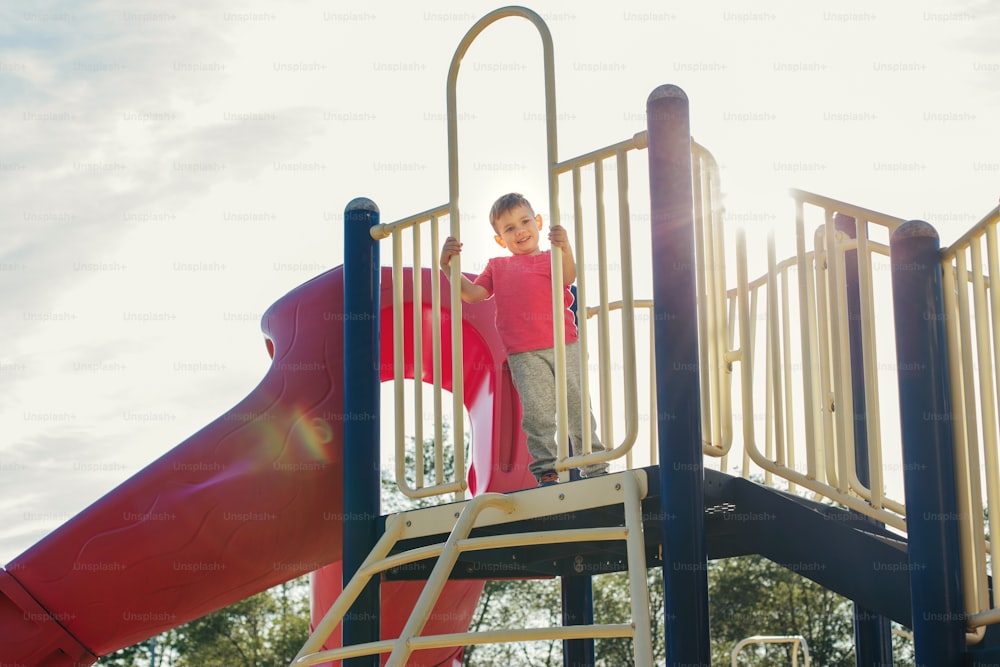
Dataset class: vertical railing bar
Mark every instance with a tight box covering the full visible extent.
[650,304,658,465]
[594,160,614,452]
[572,166,593,458]
[412,221,426,487]
[856,218,884,510]
[430,215,445,485]
[970,236,1000,573]
[393,230,411,490]
[748,285,760,480]
[984,224,1000,610]
[736,228,756,480]
[709,161,732,455]
[692,149,714,451]
[726,288,739,471]
[727,294,738,351]
[827,212,855,495]
[795,199,820,483]
[727,287,739,476]
[813,224,839,489]
[743,286,760,486]
[764,300,775,486]
[780,265,797,492]
[766,232,786,471]
[616,147,640,455]
[447,228,466,499]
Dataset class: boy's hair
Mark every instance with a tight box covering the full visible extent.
[489,192,533,229]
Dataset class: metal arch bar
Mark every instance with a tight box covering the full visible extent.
[446,5,558,229]
[444,4,561,478]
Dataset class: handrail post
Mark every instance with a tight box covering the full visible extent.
[343,197,382,665]
[889,220,965,665]
[646,84,711,667]
[835,213,894,664]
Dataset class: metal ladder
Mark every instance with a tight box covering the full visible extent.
[290,470,655,666]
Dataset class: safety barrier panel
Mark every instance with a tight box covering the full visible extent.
[375,133,726,496]
[941,203,1000,636]
[722,190,909,530]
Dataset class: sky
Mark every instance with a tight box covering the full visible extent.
[1,0,998,567]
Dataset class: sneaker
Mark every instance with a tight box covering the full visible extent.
[582,467,609,479]
[538,471,559,487]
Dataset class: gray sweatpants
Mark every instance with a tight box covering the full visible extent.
[507,341,610,481]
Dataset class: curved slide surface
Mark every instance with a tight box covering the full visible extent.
[0,266,534,666]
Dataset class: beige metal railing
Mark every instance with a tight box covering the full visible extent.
[549,132,650,475]
[358,0,1000,651]
[941,203,1000,636]
[289,471,653,666]
[731,634,811,667]
[692,144,733,459]
[375,133,718,496]
[719,190,909,530]
[372,205,461,501]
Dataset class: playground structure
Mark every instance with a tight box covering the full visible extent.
[3,5,1000,666]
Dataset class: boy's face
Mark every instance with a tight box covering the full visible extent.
[493,204,543,255]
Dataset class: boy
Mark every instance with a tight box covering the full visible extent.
[440,192,609,486]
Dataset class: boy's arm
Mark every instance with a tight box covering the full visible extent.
[549,225,577,285]
[440,236,490,303]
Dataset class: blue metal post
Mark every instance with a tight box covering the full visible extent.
[647,84,711,667]
[562,287,594,667]
[835,213,895,666]
[561,575,595,666]
[342,197,381,665]
[889,220,964,665]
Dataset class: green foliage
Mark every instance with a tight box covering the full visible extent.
[458,570,666,667]
[98,641,153,666]
[462,578,564,666]
[709,555,855,666]
[592,570,666,666]
[99,577,310,667]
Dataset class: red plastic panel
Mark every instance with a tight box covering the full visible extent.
[0,570,96,666]
[2,266,531,663]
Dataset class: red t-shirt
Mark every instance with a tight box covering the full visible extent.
[473,250,578,355]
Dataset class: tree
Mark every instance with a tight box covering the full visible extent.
[99,576,310,666]
[708,555,855,666]
[462,578,564,666]
[592,569,666,666]
[99,639,156,666]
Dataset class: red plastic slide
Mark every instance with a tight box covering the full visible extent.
[0,266,534,666]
